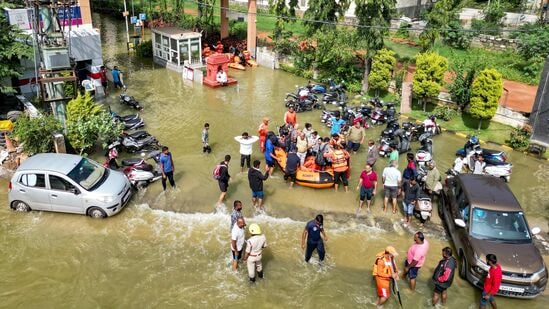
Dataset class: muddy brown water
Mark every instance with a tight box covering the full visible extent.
[0,14,548,308]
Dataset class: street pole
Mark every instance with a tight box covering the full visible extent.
[123,0,130,51]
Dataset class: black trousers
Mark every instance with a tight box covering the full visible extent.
[162,171,175,190]
[240,154,251,168]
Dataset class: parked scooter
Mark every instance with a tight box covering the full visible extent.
[370,102,397,125]
[415,132,433,172]
[110,132,161,153]
[122,150,163,189]
[322,80,347,105]
[285,85,320,112]
[456,136,512,182]
[110,111,145,130]
[304,79,331,94]
[119,93,143,110]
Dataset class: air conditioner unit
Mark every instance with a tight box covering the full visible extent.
[42,47,71,70]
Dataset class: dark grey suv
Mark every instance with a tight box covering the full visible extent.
[440,174,547,298]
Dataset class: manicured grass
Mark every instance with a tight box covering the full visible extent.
[406,102,513,145]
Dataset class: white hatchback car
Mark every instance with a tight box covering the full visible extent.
[8,153,132,218]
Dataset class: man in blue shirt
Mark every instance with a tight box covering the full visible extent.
[330,114,346,135]
[301,214,328,263]
[111,66,126,90]
[264,135,276,176]
[159,146,175,190]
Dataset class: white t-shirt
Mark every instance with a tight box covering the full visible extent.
[382,166,402,187]
[216,71,227,83]
[231,224,245,251]
[473,161,485,174]
[234,135,259,155]
[453,157,465,172]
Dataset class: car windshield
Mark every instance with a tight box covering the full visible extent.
[67,158,107,190]
[470,208,532,243]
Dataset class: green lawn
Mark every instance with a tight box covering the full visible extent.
[406,102,513,145]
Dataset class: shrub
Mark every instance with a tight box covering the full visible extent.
[433,105,459,121]
[229,21,247,40]
[395,22,411,39]
[442,20,473,49]
[505,125,531,150]
[136,40,153,58]
[469,68,503,129]
[12,114,62,155]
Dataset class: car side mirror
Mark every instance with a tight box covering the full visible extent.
[531,227,541,235]
[69,188,79,195]
[455,218,466,228]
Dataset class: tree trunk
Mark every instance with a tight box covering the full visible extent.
[362,57,372,93]
[477,119,482,130]
[422,98,427,112]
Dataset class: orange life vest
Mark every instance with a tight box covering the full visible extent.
[332,149,348,172]
[372,251,395,279]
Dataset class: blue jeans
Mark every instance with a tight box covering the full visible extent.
[480,291,495,307]
[305,240,325,262]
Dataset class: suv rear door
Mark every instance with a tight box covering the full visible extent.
[47,174,84,214]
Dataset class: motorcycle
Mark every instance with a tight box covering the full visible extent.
[110,111,145,130]
[321,81,347,105]
[305,79,333,94]
[284,86,320,112]
[456,136,512,182]
[122,151,163,189]
[415,132,433,172]
[119,93,143,110]
[110,133,161,153]
[370,102,397,125]
[413,196,433,223]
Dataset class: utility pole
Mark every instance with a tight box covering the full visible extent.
[123,0,130,51]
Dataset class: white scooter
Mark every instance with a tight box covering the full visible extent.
[122,151,163,189]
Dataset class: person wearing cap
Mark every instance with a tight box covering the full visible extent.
[301,214,328,263]
[258,117,269,153]
[234,132,259,172]
[244,223,267,283]
[372,246,399,306]
[231,217,246,271]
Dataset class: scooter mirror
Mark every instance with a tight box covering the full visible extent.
[531,227,541,235]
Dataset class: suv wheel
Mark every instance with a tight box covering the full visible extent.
[459,254,468,279]
[12,201,30,212]
[87,207,107,219]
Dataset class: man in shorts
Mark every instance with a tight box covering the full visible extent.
[480,254,502,309]
[382,160,402,213]
[403,231,429,291]
[432,247,457,306]
[401,177,421,225]
[217,155,231,205]
[230,217,246,271]
[356,163,377,213]
[248,160,269,210]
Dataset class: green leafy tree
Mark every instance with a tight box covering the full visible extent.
[482,0,505,34]
[12,114,63,155]
[469,68,503,130]
[311,28,361,81]
[442,19,473,49]
[0,9,33,93]
[418,0,457,51]
[268,0,298,41]
[448,56,483,110]
[368,48,396,95]
[303,0,350,35]
[66,93,123,155]
[354,0,396,92]
[412,52,448,111]
[516,26,549,61]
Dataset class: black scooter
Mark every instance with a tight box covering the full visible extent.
[119,93,143,110]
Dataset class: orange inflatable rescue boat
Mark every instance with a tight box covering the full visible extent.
[274,148,336,189]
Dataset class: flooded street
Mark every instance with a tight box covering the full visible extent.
[1,14,548,308]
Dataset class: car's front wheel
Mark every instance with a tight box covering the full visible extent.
[459,253,468,279]
[11,200,30,212]
[87,207,107,219]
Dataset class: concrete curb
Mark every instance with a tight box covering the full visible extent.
[399,114,549,160]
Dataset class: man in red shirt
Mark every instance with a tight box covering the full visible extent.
[480,254,502,309]
[356,163,377,213]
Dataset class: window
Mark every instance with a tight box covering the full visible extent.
[471,209,532,243]
[49,175,76,192]
[20,173,46,188]
[67,158,106,191]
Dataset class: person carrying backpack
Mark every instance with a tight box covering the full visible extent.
[216,155,231,205]
[315,137,330,170]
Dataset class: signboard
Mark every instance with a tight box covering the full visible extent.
[130,16,137,24]
[57,6,82,26]
[139,13,146,21]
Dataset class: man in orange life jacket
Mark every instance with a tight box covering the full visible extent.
[324,143,350,192]
[373,246,400,307]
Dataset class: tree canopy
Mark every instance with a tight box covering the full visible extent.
[412,52,448,110]
[302,0,350,35]
[368,48,396,94]
[469,68,503,129]
[0,9,32,93]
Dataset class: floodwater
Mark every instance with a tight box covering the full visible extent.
[1,14,548,308]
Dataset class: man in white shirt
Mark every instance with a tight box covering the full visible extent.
[234,132,259,172]
[453,153,466,173]
[231,217,246,271]
[382,160,402,213]
[216,66,228,85]
[244,223,267,283]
